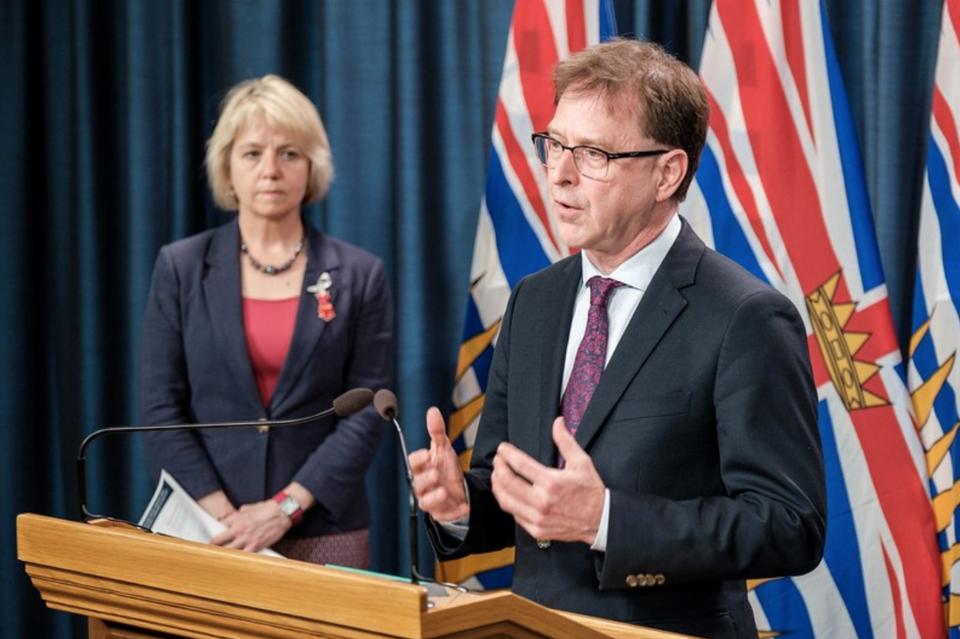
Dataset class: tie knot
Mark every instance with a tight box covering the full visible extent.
[587,276,622,308]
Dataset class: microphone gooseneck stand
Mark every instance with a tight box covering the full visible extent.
[373,389,467,592]
[77,388,374,523]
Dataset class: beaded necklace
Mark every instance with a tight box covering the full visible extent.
[239,237,305,275]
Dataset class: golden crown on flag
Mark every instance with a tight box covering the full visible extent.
[806,272,887,411]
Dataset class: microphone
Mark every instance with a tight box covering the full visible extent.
[77,388,375,522]
[373,389,466,591]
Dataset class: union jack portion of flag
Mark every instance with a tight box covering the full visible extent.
[443,0,617,589]
[686,0,944,636]
[909,0,960,636]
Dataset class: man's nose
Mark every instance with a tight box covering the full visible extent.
[551,147,579,183]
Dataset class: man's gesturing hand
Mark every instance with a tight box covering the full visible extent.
[408,406,469,523]
[491,416,605,545]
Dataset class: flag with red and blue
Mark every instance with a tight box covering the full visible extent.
[687,0,944,636]
[909,0,960,636]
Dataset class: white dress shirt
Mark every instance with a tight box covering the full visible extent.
[574,213,681,551]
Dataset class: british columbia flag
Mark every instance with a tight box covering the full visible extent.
[685,0,945,636]
[908,0,960,636]
[444,0,617,589]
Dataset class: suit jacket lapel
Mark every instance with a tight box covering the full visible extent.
[203,221,263,406]
[538,257,582,465]
[269,224,338,413]
[572,219,703,452]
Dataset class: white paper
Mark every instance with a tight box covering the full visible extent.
[139,469,282,557]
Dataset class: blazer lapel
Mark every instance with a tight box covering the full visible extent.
[538,257,582,466]
[572,219,703,452]
[269,224,339,413]
[203,221,263,405]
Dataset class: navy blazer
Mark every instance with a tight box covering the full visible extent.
[430,218,826,639]
[139,220,393,538]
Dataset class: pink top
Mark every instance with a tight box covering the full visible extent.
[243,296,299,406]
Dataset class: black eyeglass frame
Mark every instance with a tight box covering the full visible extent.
[531,132,669,179]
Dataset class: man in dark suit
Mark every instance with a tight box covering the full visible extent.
[408,39,826,639]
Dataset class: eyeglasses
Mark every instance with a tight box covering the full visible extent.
[531,133,668,180]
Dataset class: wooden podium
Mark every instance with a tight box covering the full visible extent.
[17,513,691,639]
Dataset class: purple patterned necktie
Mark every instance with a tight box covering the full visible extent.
[561,276,623,438]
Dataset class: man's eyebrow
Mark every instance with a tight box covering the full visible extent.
[544,128,607,148]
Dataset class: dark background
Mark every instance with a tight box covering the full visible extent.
[1,1,942,636]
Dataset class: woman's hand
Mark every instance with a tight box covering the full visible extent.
[211,499,292,552]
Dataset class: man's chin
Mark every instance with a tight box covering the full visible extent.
[556,226,584,251]
[559,237,587,253]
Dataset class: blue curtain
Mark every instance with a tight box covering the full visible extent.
[0,1,942,636]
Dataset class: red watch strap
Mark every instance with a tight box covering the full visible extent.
[272,491,303,526]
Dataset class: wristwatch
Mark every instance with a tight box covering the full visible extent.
[272,491,303,526]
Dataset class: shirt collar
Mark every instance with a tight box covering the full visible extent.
[580,212,681,292]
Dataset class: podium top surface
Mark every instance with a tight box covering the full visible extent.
[17,513,691,639]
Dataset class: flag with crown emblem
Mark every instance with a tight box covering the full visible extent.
[443,0,617,589]
[908,0,960,636]
[685,0,944,636]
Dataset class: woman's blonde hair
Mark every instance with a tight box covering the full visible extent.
[205,74,333,210]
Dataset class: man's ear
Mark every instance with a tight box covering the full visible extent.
[655,149,688,202]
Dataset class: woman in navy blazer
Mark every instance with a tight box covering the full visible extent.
[139,75,392,567]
